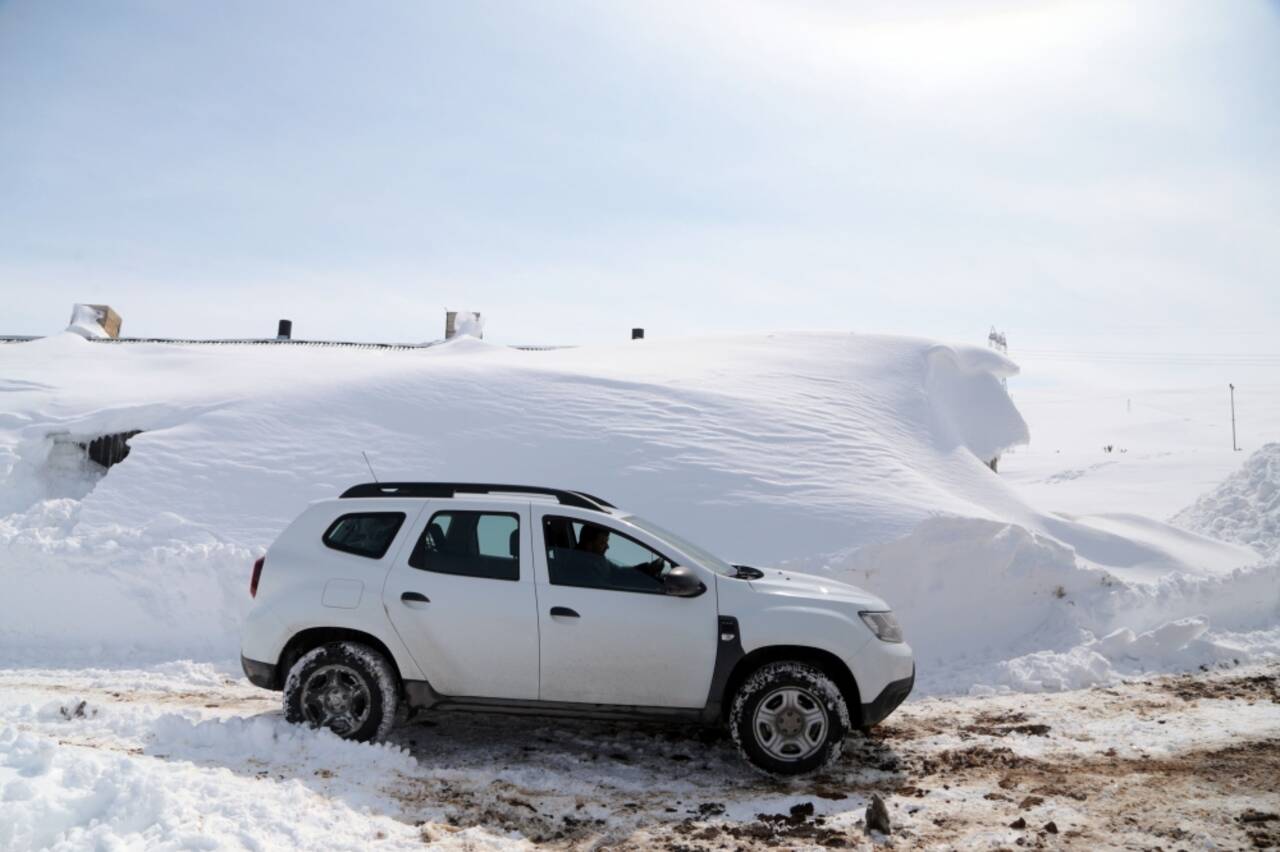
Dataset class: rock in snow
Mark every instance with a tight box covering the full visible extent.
[865,793,892,835]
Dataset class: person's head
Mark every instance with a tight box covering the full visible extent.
[578,524,609,555]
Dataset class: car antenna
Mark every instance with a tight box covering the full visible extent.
[361,451,380,483]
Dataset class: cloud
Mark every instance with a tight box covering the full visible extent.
[0,0,1277,346]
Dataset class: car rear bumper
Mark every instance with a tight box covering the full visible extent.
[860,665,914,727]
[241,655,280,690]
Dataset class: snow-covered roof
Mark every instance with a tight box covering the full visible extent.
[1,329,1274,695]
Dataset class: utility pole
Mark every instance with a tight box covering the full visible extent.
[1230,383,1239,452]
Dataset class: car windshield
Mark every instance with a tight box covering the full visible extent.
[622,514,737,577]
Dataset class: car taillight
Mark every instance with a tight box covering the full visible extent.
[250,556,265,598]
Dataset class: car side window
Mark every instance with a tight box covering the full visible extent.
[322,512,405,559]
[543,516,673,593]
[409,511,519,581]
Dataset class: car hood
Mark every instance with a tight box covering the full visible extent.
[745,567,890,610]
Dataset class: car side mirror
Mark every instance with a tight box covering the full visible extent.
[663,565,706,598]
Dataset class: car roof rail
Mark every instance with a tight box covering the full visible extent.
[338,482,613,511]
[564,490,616,509]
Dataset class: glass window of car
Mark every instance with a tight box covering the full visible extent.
[622,514,736,576]
[322,512,405,559]
[543,516,674,593]
[409,511,519,581]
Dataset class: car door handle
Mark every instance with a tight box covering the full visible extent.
[400,592,430,607]
[549,606,579,619]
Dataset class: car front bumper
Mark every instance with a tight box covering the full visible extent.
[860,665,914,727]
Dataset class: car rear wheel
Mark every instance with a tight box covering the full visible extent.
[283,641,398,742]
[730,661,850,775]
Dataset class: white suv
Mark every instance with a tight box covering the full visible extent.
[241,483,914,775]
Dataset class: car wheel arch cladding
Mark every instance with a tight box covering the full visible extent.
[278,627,404,693]
[717,635,864,727]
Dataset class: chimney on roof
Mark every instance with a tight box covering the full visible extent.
[277,319,292,340]
[445,311,483,340]
[67,304,122,339]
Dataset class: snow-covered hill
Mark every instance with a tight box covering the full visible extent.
[0,331,1276,691]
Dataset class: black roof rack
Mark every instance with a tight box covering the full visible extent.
[339,482,614,512]
[565,490,615,509]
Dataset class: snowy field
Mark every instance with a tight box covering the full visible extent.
[2,330,1278,849]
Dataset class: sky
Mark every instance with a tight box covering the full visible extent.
[1,0,1278,353]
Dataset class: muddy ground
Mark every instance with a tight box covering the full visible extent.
[4,663,1278,850]
[393,664,1280,850]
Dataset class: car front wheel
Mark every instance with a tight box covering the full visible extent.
[730,661,850,775]
[283,641,398,742]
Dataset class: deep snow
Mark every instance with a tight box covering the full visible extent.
[1172,442,1280,557]
[0,331,1277,692]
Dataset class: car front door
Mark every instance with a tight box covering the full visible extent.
[533,507,718,708]
[382,499,539,699]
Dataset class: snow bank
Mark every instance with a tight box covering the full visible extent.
[0,684,435,851]
[985,617,1277,694]
[0,721,429,851]
[148,713,417,773]
[0,497,254,664]
[1172,442,1280,557]
[818,518,1103,678]
[923,344,1026,464]
[0,332,1032,663]
[1,330,1276,693]
[816,515,1279,693]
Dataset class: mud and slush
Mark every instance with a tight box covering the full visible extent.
[3,662,1277,849]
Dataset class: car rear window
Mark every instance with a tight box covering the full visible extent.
[322,512,406,559]
[408,511,520,581]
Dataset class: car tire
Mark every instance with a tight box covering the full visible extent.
[730,661,850,775]
[283,641,399,742]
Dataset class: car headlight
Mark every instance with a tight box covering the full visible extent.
[859,610,903,643]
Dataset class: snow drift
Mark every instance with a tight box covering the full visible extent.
[1,331,1276,691]
[1172,442,1280,557]
[816,516,1279,693]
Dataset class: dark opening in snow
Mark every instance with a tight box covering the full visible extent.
[82,431,141,470]
[0,429,146,518]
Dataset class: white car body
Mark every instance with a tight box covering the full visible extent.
[241,483,915,732]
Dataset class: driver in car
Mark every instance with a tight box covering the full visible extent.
[576,524,609,557]
[572,524,615,581]
[575,523,667,588]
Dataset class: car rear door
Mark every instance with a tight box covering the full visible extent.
[382,499,539,699]
[532,506,718,708]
